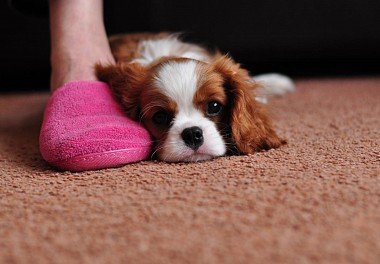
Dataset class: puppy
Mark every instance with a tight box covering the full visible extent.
[96,33,294,162]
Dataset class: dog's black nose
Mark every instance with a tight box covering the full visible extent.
[181,126,204,150]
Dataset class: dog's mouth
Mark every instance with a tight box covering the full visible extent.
[159,134,226,162]
[181,152,214,162]
[159,149,215,162]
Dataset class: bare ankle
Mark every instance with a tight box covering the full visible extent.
[50,48,114,91]
[49,0,114,91]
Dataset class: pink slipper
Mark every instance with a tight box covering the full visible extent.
[39,81,152,171]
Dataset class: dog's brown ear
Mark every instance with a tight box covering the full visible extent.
[95,63,147,120]
[212,55,285,154]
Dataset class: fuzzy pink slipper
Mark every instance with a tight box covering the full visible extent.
[39,81,152,171]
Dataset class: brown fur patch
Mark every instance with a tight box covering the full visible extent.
[95,62,148,119]
[211,56,286,154]
[193,64,228,135]
[194,64,227,109]
[139,81,178,141]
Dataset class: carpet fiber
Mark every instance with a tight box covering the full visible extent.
[0,78,379,263]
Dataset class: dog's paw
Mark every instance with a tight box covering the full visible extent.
[253,73,296,98]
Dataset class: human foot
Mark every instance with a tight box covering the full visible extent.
[39,81,152,171]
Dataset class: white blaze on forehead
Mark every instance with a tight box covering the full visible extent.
[154,60,199,111]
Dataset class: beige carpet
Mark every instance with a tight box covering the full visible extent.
[0,78,379,263]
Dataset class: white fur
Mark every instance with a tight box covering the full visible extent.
[133,35,210,65]
[160,110,226,162]
[154,61,226,162]
[253,73,295,103]
[154,60,199,110]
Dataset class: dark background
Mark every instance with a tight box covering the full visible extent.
[1,0,380,92]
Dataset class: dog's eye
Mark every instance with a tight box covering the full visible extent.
[206,101,222,116]
[152,111,171,126]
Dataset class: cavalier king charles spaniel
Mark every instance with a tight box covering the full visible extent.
[96,33,295,162]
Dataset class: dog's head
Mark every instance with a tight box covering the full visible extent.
[96,55,284,162]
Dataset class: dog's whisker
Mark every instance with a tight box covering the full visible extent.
[150,145,166,159]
